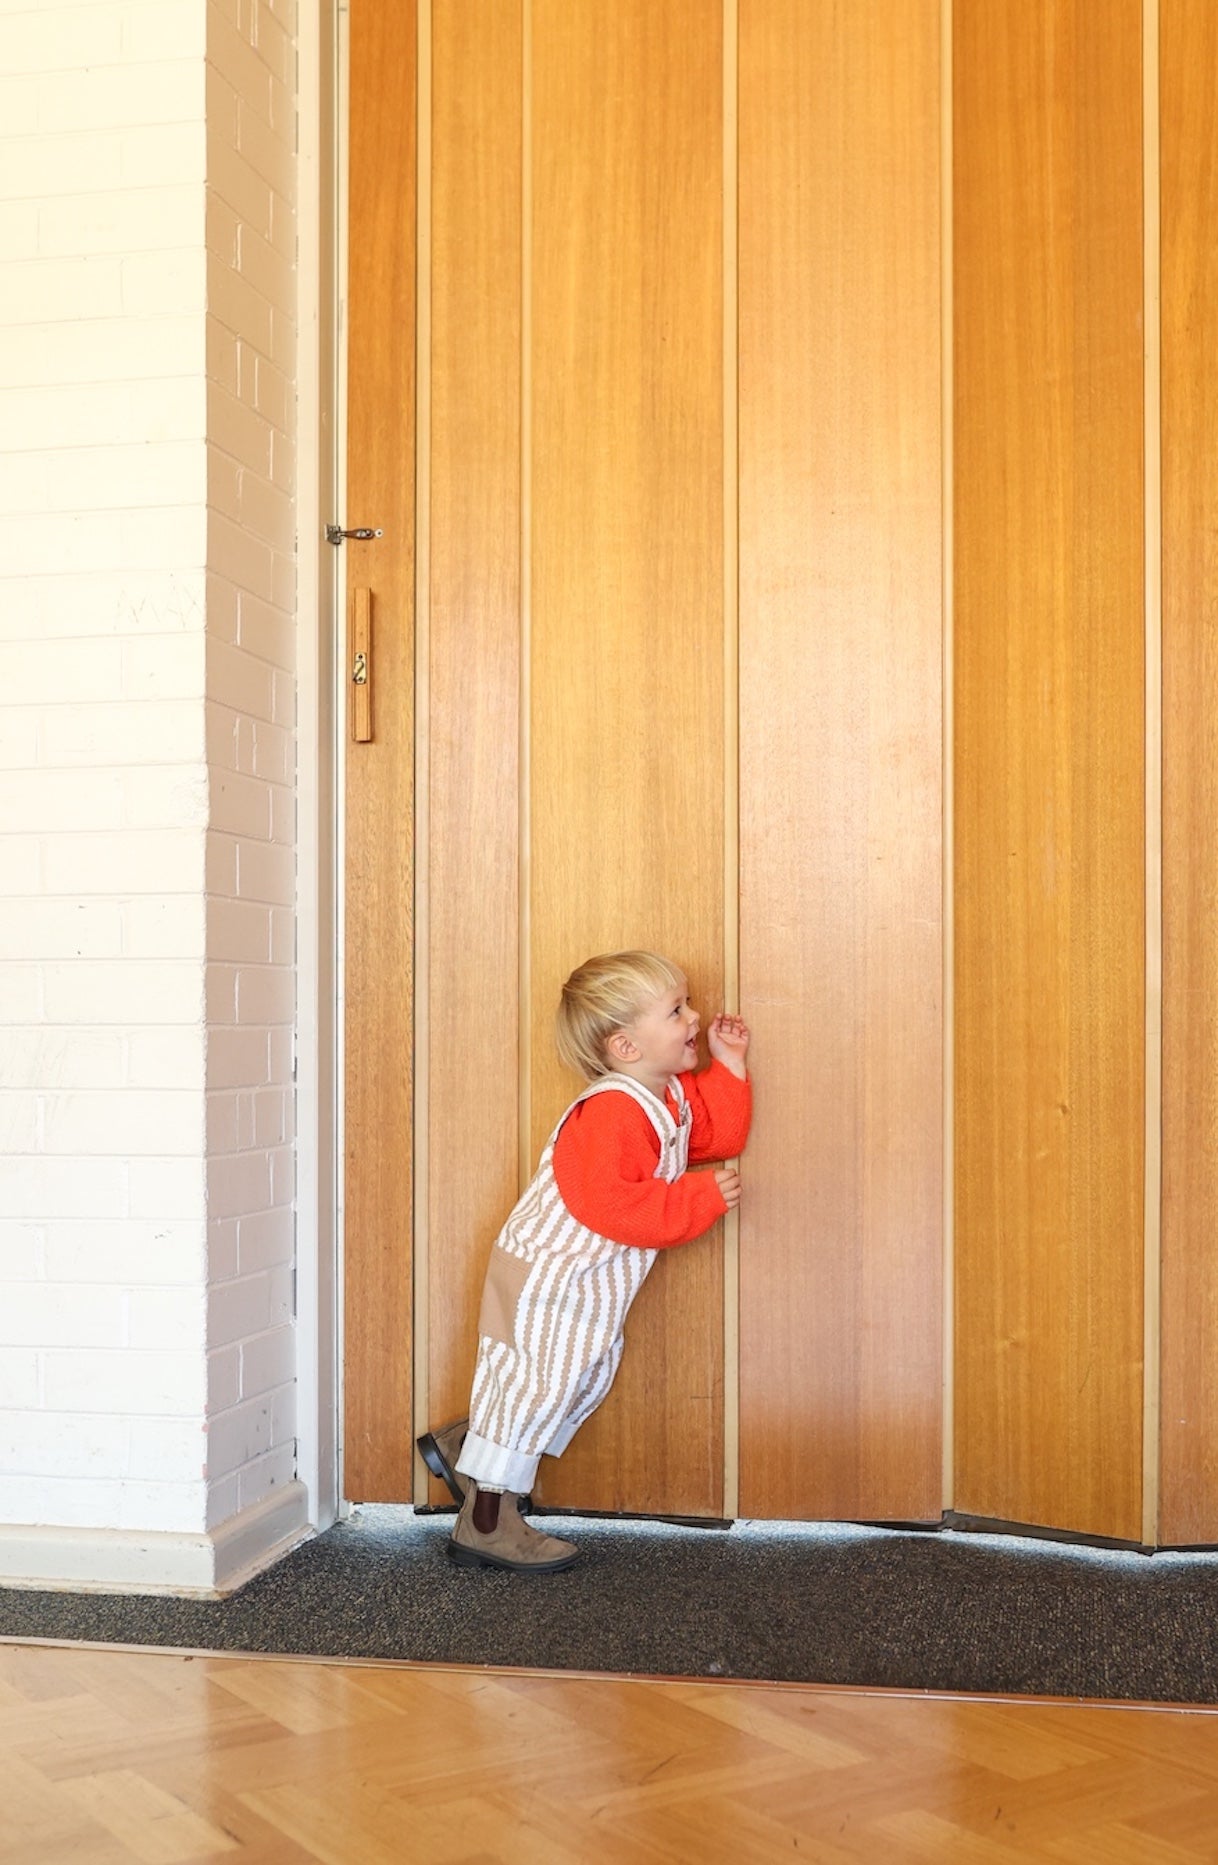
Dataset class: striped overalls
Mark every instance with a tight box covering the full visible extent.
[455,1072,692,1495]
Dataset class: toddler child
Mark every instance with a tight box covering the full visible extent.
[417,949,751,1573]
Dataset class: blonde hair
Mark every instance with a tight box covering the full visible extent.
[555,950,685,1080]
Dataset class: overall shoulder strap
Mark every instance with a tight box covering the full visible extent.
[564,1072,679,1149]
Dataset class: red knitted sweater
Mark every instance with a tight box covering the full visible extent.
[551,1057,752,1249]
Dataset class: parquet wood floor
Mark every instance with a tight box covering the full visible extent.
[3,1642,1218,1863]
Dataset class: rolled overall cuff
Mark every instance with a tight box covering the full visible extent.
[455,1429,541,1496]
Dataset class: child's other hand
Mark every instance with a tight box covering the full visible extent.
[707,1013,750,1077]
[714,1167,742,1209]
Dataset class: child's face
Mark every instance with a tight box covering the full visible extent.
[616,976,701,1082]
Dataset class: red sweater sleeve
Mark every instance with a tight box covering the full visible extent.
[552,1086,730,1249]
[682,1057,752,1163]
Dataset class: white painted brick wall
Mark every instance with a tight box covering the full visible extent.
[203,0,298,1530]
[0,0,300,1558]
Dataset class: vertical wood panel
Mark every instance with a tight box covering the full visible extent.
[529,0,725,1517]
[1159,0,1218,1546]
[425,1,523,1494]
[953,0,1145,1540]
[737,0,944,1522]
[343,0,416,1500]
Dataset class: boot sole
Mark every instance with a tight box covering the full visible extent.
[447,1540,579,1575]
[416,1431,465,1506]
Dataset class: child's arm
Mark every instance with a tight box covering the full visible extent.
[553,1096,733,1249]
[684,1015,752,1163]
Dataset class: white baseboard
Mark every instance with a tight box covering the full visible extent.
[0,1481,313,1599]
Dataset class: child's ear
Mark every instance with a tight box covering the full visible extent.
[605,1029,638,1065]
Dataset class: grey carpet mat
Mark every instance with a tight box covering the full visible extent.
[4,1507,1218,1703]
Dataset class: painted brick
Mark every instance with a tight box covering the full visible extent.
[42,958,204,1024]
[1,8,122,75]
[0,1475,124,1529]
[206,1026,270,1089]
[0,840,44,896]
[206,962,238,1023]
[236,965,293,1027]
[0,1222,45,1283]
[122,897,208,960]
[236,1205,291,1274]
[114,1479,207,1532]
[42,1219,206,1287]
[206,638,274,721]
[0,1029,126,1090]
[0,318,202,392]
[125,1025,206,1088]
[205,1394,272,1478]
[127,1286,206,1352]
[121,246,208,315]
[42,832,204,900]
[207,1090,240,1155]
[209,510,274,600]
[204,1470,239,1529]
[206,1152,272,1223]
[0,638,124,707]
[40,1088,205,1156]
[0,1354,39,1411]
[0,903,124,964]
[0,443,202,517]
[127,1416,207,1484]
[208,1270,270,1346]
[0,378,207,452]
[0,1094,38,1153]
[207,1343,241,1414]
[42,1349,206,1417]
[1,1285,126,1349]
[1,1157,127,1221]
[120,770,209,833]
[117,0,208,64]
[0,1412,126,1480]
[33,62,204,136]
[127,1157,206,1222]
[38,185,203,259]
[208,897,272,963]
[0,771,122,834]
[0,711,38,769]
[270,1383,296,1449]
[39,699,206,765]
[211,769,271,839]
[0,0,301,1551]
[239,1322,293,1400]
[121,635,207,703]
[237,1441,294,1512]
[234,838,293,906]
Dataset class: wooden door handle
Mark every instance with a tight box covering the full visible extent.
[348,586,373,742]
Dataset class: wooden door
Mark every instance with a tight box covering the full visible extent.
[343,0,943,1522]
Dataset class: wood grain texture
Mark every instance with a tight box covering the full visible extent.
[737,0,944,1521]
[529,0,725,1516]
[11,1642,1218,1863]
[342,0,416,1501]
[424,0,523,1498]
[953,0,1145,1539]
[1159,0,1218,1547]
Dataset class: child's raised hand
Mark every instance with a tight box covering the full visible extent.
[707,1013,750,1077]
[714,1167,742,1209]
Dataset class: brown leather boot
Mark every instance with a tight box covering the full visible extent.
[448,1483,579,1574]
[416,1419,469,1504]
[417,1421,531,1512]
